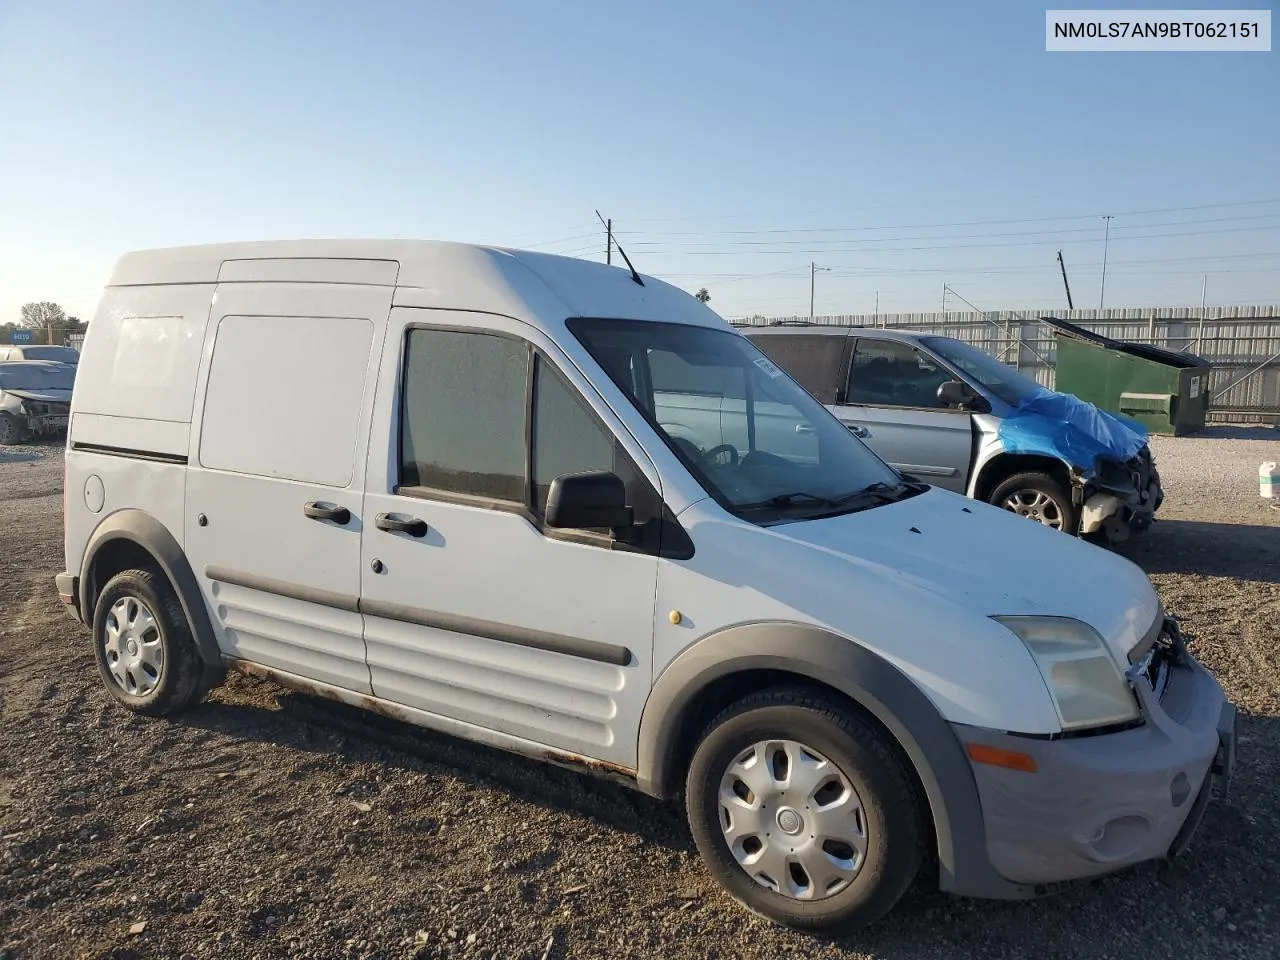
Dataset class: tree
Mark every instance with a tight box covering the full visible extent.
[20,301,66,329]
[12,302,85,345]
[695,288,711,303]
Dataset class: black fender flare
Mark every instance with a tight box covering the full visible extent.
[635,621,1026,899]
[80,509,222,668]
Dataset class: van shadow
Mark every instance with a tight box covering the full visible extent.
[178,686,1279,958]
[181,684,693,853]
[1119,517,1280,584]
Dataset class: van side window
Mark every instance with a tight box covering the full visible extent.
[400,329,527,502]
[531,356,617,516]
[751,335,848,404]
[200,315,374,486]
[846,339,951,409]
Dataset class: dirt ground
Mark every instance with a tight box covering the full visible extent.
[1,432,1278,960]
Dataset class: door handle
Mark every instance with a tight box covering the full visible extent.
[846,423,870,438]
[794,423,816,435]
[303,501,351,525]
[375,512,429,538]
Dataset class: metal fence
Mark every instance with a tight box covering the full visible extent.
[738,306,1280,423]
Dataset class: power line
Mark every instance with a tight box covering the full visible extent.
[629,222,1280,256]
[619,198,1280,236]
[624,213,1280,249]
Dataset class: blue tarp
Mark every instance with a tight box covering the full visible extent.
[997,387,1148,471]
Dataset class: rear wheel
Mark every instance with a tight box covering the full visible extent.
[0,412,27,445]
[989,471,1078,534]
[92,568,207,717]
[685,688,925,932]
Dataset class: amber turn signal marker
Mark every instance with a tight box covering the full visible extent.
[964,742,1037,773]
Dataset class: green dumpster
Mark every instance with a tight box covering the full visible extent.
[1041,317,1212,437]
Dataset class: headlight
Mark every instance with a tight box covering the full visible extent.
[994,616,1140,732]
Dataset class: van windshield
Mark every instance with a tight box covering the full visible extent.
[922,336,1044,407]
[569,319,906,522]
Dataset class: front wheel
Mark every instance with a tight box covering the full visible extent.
[989,471,1078,534]
[685,688,925,932]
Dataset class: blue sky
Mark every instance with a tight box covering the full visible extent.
[0,0,1276,322]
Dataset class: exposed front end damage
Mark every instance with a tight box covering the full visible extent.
[15,397,72,436]
[1076,445,1164,543]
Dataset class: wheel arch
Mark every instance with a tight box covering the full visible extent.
[80,509,221,667]
[636,621,1020,898]
[973,452,1075,504]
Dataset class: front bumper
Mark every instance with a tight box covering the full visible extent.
[953,624,1233,888]
[1080,471,1163,540]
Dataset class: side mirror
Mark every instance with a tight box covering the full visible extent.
[937,379,977,409]
[545,471,634,532]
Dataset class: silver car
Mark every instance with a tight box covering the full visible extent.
[0,360,75,444]
[746,325,1163,542]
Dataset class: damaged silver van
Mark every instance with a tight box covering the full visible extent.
[746,326,1162,542]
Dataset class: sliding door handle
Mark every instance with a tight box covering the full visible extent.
[303,501,351,525]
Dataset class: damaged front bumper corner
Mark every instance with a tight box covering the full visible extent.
[1076,463,1163,542]
[955,621,1234,889]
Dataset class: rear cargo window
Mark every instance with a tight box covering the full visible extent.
[399,329,527,502]
[199,315,374,486]
[748,334,848,404]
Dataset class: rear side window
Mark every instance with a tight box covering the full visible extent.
[399,329,528,502]
[748,334,849,404]
[846,338,951,409]
[200,315,374,486]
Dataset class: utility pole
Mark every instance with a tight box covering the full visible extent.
[595,210,614,265]
[809,262,829,321]
[1197,274,1208,354]
[874,291,880,327]
[1099,215,1114,310]
[1057,250,1074,310]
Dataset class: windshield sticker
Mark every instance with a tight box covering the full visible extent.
[753,356,784,379]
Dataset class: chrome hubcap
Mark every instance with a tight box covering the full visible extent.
[103,596,163,696]
[718,739,868,901]
[1002,489,1064,529]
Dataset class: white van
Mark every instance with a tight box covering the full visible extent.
[58,241,1235,932]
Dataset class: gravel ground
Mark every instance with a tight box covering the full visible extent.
[1,430,1278,960]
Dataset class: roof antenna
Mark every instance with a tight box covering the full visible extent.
[595,210,644,287]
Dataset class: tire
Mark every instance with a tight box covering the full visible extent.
[0,412,27,445]
[92,568,207,717]
[988,471,1078,534]
[685,687,925,932]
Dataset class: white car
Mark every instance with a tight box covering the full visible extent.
[0,360,74,444]
[57,240,1235,932]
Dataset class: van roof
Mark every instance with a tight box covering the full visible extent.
[744,325,932,345]
[107,239,724,330]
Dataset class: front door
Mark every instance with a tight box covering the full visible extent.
[184,282,390,692]
[833,337,973,493]
[358,309,660,768]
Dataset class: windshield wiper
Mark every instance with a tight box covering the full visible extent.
[735,491,840,512]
